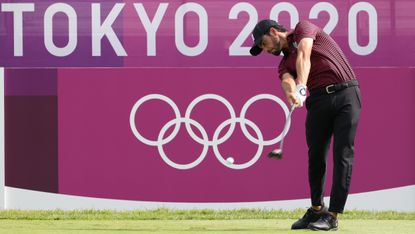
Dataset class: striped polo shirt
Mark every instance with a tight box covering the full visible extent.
[278,21,356,91]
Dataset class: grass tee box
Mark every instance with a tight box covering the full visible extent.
[0,209,414,234]
[0,209,414,220]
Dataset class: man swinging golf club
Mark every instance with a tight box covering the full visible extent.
[249,19,362,231]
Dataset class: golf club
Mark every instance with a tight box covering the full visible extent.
[268,104,296,159]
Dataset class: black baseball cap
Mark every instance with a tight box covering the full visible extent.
[249,19,281,56]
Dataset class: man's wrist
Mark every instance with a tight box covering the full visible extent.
[296,84,307,95]
[295,84,307,106]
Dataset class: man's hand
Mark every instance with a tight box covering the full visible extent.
[281,73,307,107]
[286,91,299,107]
[284,84,307,107]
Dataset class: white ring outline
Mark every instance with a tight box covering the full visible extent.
[212,118,263,170]
[158,118,209,170]
[129,94,181,146]
[185,94,237,146]
[240,94,290,145]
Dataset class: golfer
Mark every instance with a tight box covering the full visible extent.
[250,19,362,231]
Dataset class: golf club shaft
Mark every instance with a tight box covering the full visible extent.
[278,104,296,152]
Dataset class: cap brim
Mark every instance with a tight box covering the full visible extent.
[250,45,262,56]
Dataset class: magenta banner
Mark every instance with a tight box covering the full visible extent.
[0,0,414,67]
[5,67,415,202]
[3,0,415,207]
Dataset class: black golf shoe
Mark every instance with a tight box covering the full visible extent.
[291,207,328,230]
[308,213,338,231]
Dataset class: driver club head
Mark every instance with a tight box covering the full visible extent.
[268,149,283,160]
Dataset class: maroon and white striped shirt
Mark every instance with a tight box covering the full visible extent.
[278,21,356,91]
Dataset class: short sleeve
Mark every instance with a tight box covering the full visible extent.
[294,21,319,44]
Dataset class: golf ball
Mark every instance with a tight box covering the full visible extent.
[226,157,234,164]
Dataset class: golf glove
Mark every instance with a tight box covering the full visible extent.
[295,84,307,106]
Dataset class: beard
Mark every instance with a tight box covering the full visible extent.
[271,50,282,56]
[271,37,282,56]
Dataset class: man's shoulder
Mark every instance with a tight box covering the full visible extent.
[295,20,320,31]
[293,20,320,41]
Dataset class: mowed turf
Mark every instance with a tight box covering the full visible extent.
[1,219,415,234]
[0,209,414,234]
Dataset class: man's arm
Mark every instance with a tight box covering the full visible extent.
[280,37,313,107]
[283,37,313,107]
[296,37,313,86]
[281,72,298,106]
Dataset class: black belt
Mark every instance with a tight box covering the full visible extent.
[310,80,359,95]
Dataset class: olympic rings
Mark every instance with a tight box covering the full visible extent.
[129,94,181,146]
[158,118,209,170]
[129,94,290,170]
[185,94,237,146]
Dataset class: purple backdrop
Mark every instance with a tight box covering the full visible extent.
[0,0,414,67]
[2,0,415,203]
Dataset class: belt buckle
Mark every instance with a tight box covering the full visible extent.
[325,85,335,94]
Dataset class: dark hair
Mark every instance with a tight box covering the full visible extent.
[267,25,288,34]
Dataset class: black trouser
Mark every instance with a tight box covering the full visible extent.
[305,84,361,213]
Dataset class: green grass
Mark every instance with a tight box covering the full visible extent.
[0,219,414,234]
[0,209,413,234]
[0,209,413,220]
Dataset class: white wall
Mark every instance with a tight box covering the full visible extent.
[5,185,415,211]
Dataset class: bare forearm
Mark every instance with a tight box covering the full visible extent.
[281,73,297,106]
[295,37,313,86]
[281,76,296,95]
[296,54,310,86]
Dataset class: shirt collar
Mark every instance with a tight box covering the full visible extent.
[282,31,295,56]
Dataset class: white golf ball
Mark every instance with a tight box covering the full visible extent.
[226,157,234,164]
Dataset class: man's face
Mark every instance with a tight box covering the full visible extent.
[260,30,282,56]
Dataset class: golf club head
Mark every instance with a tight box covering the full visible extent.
[268,149,282,160]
